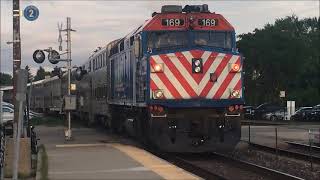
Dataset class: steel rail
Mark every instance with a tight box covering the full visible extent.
[210,152,303,180]
[173,156,227,180]
[144,148,227,180]
[286,141,320,151]
[245,141,320,164]
[176,152,304,180]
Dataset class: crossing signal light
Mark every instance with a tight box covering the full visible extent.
[33,50,46,64]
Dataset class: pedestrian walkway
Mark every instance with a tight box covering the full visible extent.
[36,126,200,180]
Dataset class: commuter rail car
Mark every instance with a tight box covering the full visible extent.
[32,4,245,152]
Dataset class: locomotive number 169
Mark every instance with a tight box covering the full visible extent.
[161,19,185,26]
[198,19,218,26]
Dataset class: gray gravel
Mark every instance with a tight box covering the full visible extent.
[231,142,320,180]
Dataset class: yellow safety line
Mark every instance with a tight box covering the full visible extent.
[111,143,201,180]
[55,143,107,148]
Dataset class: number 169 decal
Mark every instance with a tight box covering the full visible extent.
[161,19,185,26]
[198,19,218,26]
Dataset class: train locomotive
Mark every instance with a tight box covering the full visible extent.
[31,4,245,152]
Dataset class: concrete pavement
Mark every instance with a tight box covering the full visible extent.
[36,126,200,180]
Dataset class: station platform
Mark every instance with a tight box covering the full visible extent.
[37,125,200,180]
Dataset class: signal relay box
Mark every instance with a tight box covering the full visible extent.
[64,95,77,110]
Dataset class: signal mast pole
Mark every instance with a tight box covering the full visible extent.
[67,17,72,140]
[60,17,75,140]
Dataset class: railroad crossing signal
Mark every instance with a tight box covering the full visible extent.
[32,48,61,65]
[32,50,45,64]
[23,5,39,21]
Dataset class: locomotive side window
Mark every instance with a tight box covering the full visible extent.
[194,31,232,49]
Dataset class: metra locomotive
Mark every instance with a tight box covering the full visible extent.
[31,4,244,152]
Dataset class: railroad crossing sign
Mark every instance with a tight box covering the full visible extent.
[24,5,39,21]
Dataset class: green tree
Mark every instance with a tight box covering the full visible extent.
[0,73,12,86]
[24,65,33,83]
[237,15,319,106]
[33,66,51,81]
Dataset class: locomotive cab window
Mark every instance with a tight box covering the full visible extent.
[194,31,232,50]
[147,31,188,50]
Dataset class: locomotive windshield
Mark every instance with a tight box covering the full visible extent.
[194,31,232,49]
[147,31,188,50]
[147,31,233,50]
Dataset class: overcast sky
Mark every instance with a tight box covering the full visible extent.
[1,0,319,75]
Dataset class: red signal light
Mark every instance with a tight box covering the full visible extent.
[158,106,164,112]
[228,106,235,112]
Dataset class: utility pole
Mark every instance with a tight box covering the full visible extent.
[12,0,22,179]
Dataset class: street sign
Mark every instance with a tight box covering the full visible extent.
[279,91,286,98]
[33,50,45,64]
[24,5,39,21]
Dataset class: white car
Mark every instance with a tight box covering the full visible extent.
[1,106,14,124]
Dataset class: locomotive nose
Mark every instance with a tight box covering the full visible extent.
[149,49,242,101]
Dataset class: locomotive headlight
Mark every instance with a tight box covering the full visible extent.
[194,59,201,66]
[192,58,203,73]
[230,90,240,98]
[153,89,164,99]
[151,63,164,73]
[229,63,241,73]
[194,66,201,73]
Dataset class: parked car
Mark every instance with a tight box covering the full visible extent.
[1,106,14,125]
[290,107,313,121]
[307,105,320,121]
[1,101,42,119]
[263,109,288,121]
[243,106,254,119]
[253,103,282,120]
[1,102,14,109]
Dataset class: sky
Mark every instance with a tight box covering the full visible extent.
[0,0,319,75]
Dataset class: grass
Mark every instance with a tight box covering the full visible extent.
[38,144,48,180]
[31,116,64,127]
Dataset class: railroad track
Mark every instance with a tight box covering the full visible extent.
[173,152,304,180]
[245,141,320,164]
[286,141,320,152]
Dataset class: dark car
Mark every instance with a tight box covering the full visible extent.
[290,107,312,121]
[253,103,282,120]
[306,105,320,121]
[243,106,254,119]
